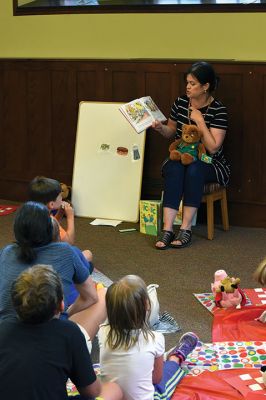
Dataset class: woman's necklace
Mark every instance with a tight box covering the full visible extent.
[188,97,213,125]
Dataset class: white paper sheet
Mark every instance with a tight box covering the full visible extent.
[90,219,122,227]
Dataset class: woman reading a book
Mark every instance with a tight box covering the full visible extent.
[152,61,230,249]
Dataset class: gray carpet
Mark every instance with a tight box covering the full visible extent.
[0,199,265,355]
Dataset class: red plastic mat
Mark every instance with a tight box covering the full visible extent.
[223,369,266,397]
[244,289,266,306]
[172,369,250,400]
[0,205,19,216]
[212,305,266,342]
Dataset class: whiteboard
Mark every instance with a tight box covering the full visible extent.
[72,102,146,222]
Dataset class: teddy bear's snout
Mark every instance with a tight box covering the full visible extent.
[184,134,193,142]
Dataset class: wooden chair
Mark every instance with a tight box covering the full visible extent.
[201,183,229,240]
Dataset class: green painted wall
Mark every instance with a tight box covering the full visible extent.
[2,1,266,61]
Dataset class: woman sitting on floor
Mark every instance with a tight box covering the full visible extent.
[0,201,106,347]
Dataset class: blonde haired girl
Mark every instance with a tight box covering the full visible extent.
[99,274,198,400]
[254,257,266,286]
[254,258,266,323]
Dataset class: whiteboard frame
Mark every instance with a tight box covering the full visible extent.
[72,101,146,222]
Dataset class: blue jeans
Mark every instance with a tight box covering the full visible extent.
[162,159,217,210]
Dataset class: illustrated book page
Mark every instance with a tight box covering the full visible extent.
[119,96,166,133]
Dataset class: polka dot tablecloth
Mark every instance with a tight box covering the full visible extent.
[183,340,266,376]
[215,341,266,370]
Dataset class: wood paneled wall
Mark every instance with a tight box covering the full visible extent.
[0,59,265,227]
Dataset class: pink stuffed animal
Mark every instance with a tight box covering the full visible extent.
[211,269,228,295]
[211,270,246,308]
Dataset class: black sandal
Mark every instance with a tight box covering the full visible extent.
[155,230,175,250]
[170,229,192,248]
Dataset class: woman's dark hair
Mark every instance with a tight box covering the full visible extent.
[186,61,219,92]
[14,201,53,263]
[11,265,63,324]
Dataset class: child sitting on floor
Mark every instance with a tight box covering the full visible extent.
[51,217,93,305]
[98,274,199,400]
[254,257,266,286]
[0,265,122,400]
[29,175,93,263]
[254,257,266,323]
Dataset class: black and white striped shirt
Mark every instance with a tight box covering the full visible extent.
[169,95,230,186]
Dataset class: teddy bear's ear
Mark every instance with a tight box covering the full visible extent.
[60,183,69,198]
[182,124,188,134]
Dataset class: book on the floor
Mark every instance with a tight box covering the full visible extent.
[139,200,162,236]
[119,96,166,133]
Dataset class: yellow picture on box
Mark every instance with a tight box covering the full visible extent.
[139,200,162,236]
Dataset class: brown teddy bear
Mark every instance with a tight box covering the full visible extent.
[169,124,206,165]
[55,183,72,221]
[60,182,72,203]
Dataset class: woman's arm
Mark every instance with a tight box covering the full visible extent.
[152,355,164,384]
[152,119,177,140]
[199,126,226,154]
[190,107,226,154]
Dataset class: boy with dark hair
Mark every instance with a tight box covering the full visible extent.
[0,265,122,400]
[29,176,93,263]
[28,176,62,205]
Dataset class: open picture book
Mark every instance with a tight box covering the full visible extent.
[119,96,166,133]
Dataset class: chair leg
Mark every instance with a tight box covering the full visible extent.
[220,189,229,231]
[206,195,214,240]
